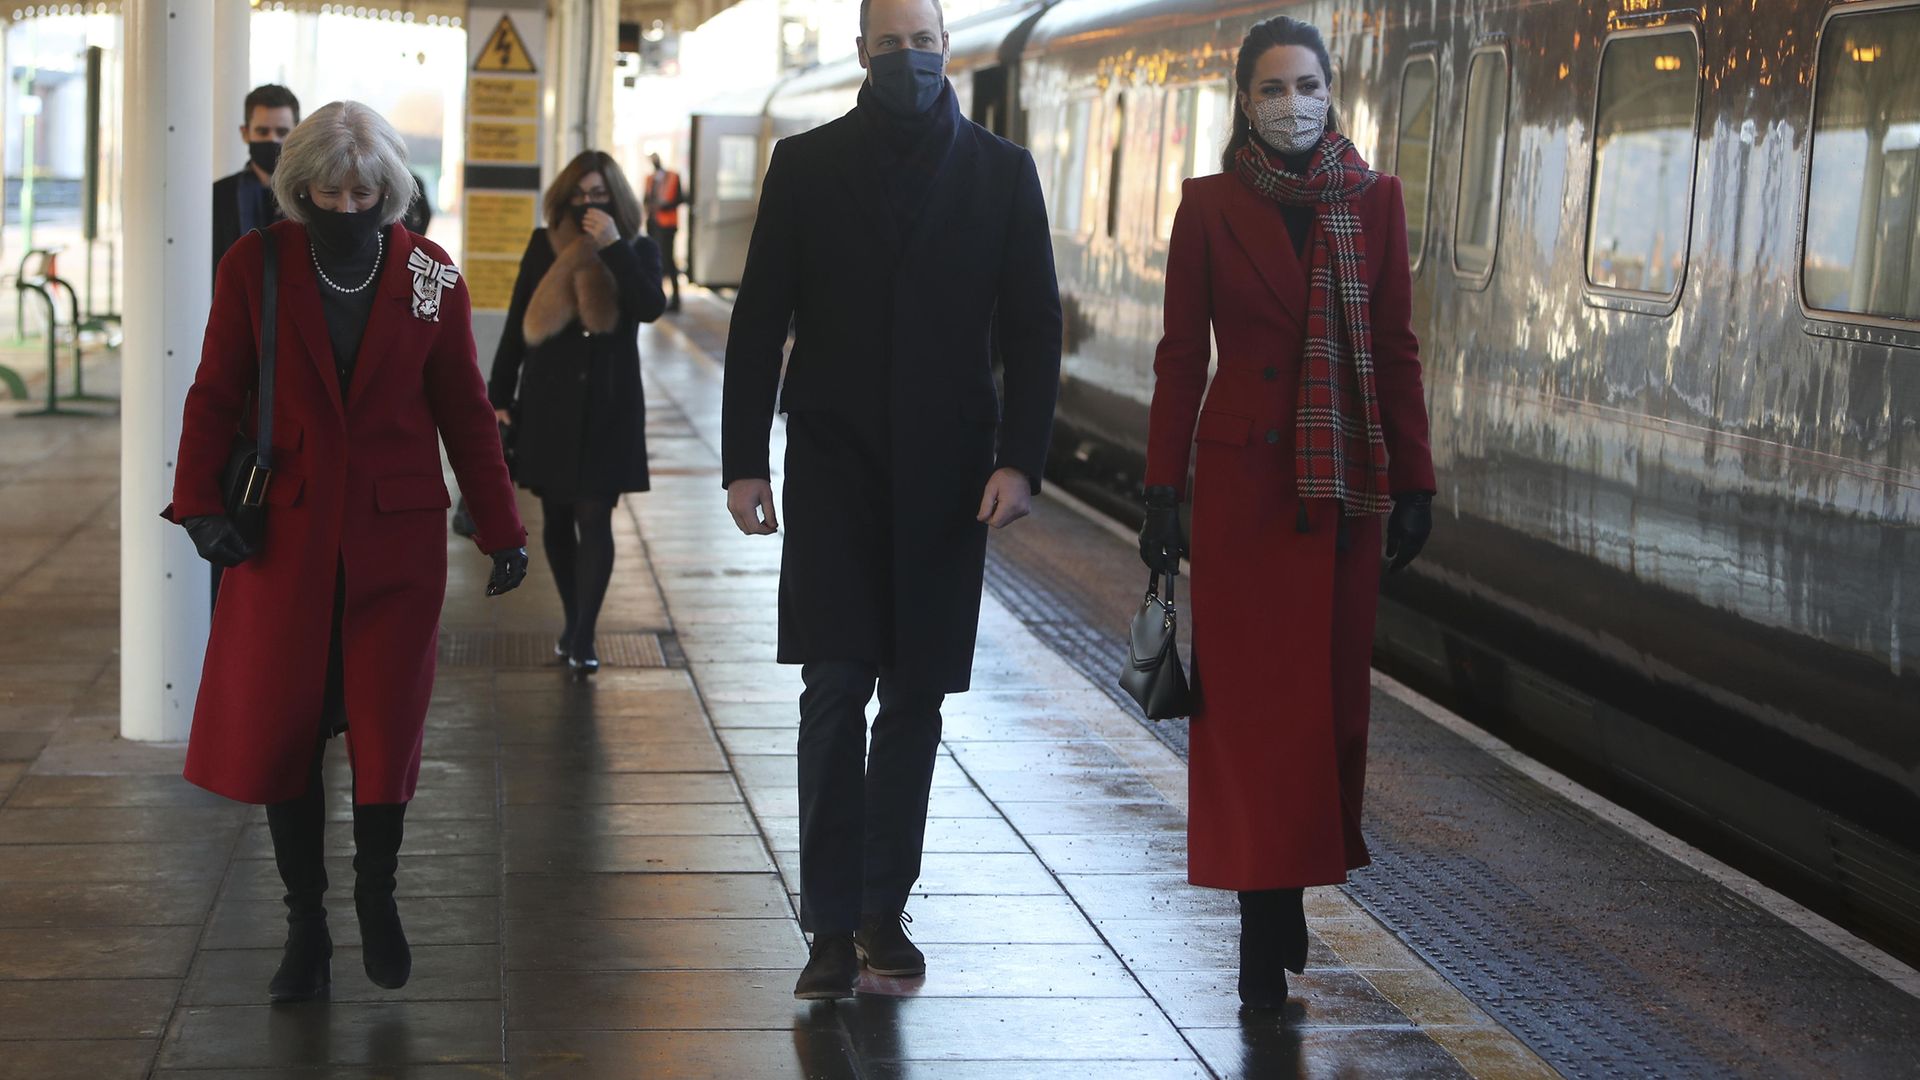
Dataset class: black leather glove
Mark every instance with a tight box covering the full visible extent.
[182,515,255,568]
[1384,492,1433,573]
[1137,485,1185,574]
[487,547,529,596]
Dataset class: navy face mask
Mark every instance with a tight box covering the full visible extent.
[867,47,946,117]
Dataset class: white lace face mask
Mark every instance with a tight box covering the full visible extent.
[1253,94,1330,155]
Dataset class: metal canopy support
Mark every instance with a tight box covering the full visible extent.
[121,0,215,742]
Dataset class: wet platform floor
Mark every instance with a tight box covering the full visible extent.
[0,301,1913,1078]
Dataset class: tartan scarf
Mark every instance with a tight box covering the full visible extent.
[1234,134,1393,517]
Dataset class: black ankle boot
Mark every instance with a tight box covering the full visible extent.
[352,802,411,990]
[265,794,332,1003]
[1237,888,1305,1009]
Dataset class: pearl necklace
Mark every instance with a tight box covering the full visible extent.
[311,232,385,294]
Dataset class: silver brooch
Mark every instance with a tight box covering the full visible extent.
[407,248,459,322]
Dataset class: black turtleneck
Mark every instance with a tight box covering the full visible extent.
[311,228,383,391]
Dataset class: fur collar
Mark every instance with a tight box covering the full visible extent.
[523,221,623,346]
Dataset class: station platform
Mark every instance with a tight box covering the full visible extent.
[1,298,1916,1078]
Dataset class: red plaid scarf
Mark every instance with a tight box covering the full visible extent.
[1234,135,1393,516]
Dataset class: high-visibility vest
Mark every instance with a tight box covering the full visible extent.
[649,170,681,230]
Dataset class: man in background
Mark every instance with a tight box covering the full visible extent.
[212,84,300,278]
[643,152,683,312]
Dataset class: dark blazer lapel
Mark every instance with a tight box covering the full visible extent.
[280,226,346,417]
[828,115,902,258]
[345,224,416,412]
[1218,179,1308,328]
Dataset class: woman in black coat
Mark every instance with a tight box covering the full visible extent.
[489,150,666,678]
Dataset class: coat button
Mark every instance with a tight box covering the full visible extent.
[1262,366,1278,380]
[1265,429,1280,444]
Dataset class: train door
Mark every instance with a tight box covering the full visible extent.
[687,112,765,290]
[971,64,1009,136]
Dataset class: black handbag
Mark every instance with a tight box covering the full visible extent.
[1120,570,1196,720]
[219,228,280,551]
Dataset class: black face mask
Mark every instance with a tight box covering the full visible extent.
[248,140,282,175]
[867,48,945,117]
[306,204,383,261]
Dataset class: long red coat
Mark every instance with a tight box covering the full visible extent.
[170,222,525,805]
[1145,167,1434,890]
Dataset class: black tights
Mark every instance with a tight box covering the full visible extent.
[541,495,616,660]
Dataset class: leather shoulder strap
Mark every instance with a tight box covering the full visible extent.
[255,228,279,471]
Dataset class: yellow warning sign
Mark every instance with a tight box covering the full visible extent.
[470,75,539,120]
[464,255,521,312]
[465,191,539,257]
[474,14,537,73]
[468,119,539,165]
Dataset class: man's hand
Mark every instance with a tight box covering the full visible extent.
[494,408,513,426]
[977,467,1032,529]
[727,479,779,536]
[582,208,621,250]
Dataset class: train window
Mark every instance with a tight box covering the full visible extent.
[1051,98,1093,234]
[1804,6,1920,321]
[1156,83,1233,242]
[1395,55,1438,271]
[1585,31,1700,298]
[1452,47,1509,280]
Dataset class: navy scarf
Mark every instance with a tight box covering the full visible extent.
[856,79,961,240]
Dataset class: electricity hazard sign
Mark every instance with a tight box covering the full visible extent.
[474,15,537,73]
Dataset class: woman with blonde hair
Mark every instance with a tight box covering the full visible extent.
[489,150,667,679]
[167,101,527,1002]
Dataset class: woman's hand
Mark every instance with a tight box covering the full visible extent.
[494,408,513,426]
[1137,486,1184,574]
[1384,492,1432,572]
[182,515,255,568]
[487,547,529,596]
[581,208,620,250]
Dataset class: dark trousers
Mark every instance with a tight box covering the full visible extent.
[797,661,945,933]
[647,222,680,307]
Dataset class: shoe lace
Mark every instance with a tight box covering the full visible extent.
[896,910,913,938]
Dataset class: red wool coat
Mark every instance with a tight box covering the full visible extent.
[170,222,525,805]
[1145,169,1435,890]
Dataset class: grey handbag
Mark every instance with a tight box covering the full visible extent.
[1120,570,1195,720]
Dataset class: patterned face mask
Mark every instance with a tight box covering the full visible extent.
[1254,95,1329,155]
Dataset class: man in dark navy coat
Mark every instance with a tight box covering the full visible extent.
[721,0,1061,1001]
[212,84,300,279]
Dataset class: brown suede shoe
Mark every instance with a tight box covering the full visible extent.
[794,932,858,1000]
[855,910,926,977]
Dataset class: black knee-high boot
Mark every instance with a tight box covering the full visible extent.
[264,757,331,1003]
[1236,888,1307,1008]
[352,801,411,989]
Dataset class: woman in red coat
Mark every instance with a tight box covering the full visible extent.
[167,102,527,1003]
[1138,17,1435,1009]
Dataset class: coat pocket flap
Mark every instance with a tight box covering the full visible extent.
[375,475,452,512]
[1193,411,1254,446]
[264,474,305,508]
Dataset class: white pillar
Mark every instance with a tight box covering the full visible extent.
[211,0,250,174]
[121,0,215,742]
